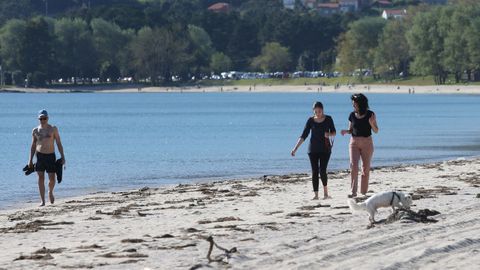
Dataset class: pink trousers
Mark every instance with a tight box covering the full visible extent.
[349,136,374,195]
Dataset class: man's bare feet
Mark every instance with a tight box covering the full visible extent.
[49,192,55,204]
[323,195,332,200]
[39,202,45,207]
[312,196,319,200]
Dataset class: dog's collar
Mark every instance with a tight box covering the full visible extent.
[390,192,401,206]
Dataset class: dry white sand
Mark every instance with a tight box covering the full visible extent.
[1,158,479,269]
[2,83,480,94]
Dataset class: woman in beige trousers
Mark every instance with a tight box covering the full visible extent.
[341,94,379,198]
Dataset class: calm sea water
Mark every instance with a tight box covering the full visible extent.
[1,92,479,208]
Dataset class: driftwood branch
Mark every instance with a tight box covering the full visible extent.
[206,236,237,263]
[368,208,441,229]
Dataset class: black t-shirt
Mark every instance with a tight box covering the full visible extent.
[300,115,336,153]
[349,110,374,137]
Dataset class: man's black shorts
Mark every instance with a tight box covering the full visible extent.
[35,152,56,173]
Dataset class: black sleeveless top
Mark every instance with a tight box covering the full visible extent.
[349,110,374,137]
[300,116,336,153]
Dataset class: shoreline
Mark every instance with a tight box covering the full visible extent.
[1,83,480,94]
[2,154,478,212]
[1,157,479,269]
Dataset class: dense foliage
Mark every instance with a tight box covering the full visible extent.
[0,0,478,85]
[0,0,350,85]
[337,2,480,84]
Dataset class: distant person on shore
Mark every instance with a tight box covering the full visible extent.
[291,102,336,200]
[341,94,379,198]
[28,110,65,206]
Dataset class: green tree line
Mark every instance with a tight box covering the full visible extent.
[0,0,348,86]
[1,0,477,86]
[337,2,480,84]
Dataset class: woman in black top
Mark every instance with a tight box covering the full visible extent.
[291,102,336,200]
[341,93,379,198]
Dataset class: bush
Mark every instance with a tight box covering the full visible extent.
[30,71,47,87]
[12,71,24,86]
[100,61,120,82]
[3,72,12,85]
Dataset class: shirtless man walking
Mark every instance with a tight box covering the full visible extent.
[28,109,65,206]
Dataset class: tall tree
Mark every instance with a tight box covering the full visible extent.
[188,24,214,75]
[210,52,232,74]
[0,17,55,86]
[374,20,410,79]
[251,42,291,72]
[91,18,133,78]
[0,19,27,72]
[54,18,97,83]
[198,11,239,54]
[226,18,259,69]
[466,15,480,80]
[19,17,55,86]
[131,26,191,85]
[337,17,386,76]
[407,8,447,84]
[440,7,470,83]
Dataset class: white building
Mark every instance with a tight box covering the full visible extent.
[283,0,296,9]
[382,9,407,20]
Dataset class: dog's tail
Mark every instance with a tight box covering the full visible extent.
[347,199,367,212]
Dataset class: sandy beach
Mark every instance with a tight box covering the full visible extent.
[1,157,479,269]
[2,84,480,94]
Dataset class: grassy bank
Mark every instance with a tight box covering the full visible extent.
[3,76,480,91]
[198,75,480,87]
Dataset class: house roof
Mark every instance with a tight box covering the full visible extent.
[318,3,340,9]
[384,9,406,15]
[376,0,392,4]
[208,3,230,12]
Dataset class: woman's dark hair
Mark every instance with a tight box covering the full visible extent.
[312,101,323,110]
[351,93,369,115]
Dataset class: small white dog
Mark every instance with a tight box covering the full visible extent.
[348,191,413,223]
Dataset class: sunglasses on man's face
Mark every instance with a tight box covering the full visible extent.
[39,118,47,121]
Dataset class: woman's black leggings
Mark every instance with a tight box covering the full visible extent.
[308,152,331,191]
